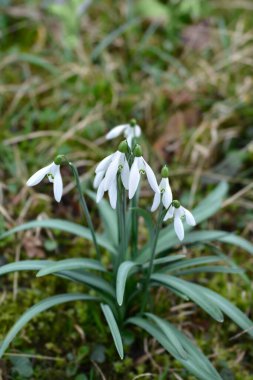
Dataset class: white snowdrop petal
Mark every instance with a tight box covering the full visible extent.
[164,206,175,221]
[151,192,161,212]
[108,179,118,209]
[103,151,121,190]
[95,153,114,174]
[121,160,130,190]
[93,171,104,189]
[144,161,160,193]
[96,179,105,203]
[177,206,185,217]
[174,216,184,241]
[106,125,127,140]
[26,163,53,187]
[162,184,173,209]
[184,208,196,226]
[53,166,63,203]
[159,178,167,191]
[134,125,141,137]
[129,158,141,199]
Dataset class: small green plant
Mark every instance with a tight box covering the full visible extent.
[1,120,253,379]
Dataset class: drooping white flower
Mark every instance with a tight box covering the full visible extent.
[94,141,130,209]
[151,165,173,212]
[26,161,63,203]
[129,145,159,199]
[106,119,141,147]
[164,201,196,241]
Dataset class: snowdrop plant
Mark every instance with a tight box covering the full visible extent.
[106,118,141,147]
[1,121,253,380]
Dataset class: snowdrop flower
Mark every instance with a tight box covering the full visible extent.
[26,156,63,202]
[151,165,173,212]
[106,119,141,147]
[164,200,196,241]
[94,141,130,209]
[129,144,159,199]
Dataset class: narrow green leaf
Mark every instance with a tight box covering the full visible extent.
[219,234,253,255]
[151,274,224,322]
[0,261,50,276]
[0,219,116,254]
[0,261,114,298]
[37,258,106,277]
[116,261,137,306]
[143,254,186,268]
[0,294,97,357]
[145,313,188,360]
[160,256,223,273]
[128,317,221,380]
[197,285,253,338]
[100,304,124,359]
[175,266,243,276]
[61,271,115,298]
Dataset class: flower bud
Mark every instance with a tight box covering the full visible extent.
[133,144,142,157]
[54,155,65,165]
[130,118,137,127]
[172,200,181,208]
[118,140,129,153]
[161,165,169,178]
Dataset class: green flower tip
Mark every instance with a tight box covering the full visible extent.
[161,165,169,178]
[118,140,129,153]
[133,144,142,157]
[172,200,181,209]
[130,118,137,127]
[54,155,65,165]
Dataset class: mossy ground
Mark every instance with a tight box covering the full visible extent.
[1,1,253,378]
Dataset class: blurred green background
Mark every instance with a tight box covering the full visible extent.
[1,0,253,379]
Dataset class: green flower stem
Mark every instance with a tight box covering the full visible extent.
[117,178,127,270]
[141,205,166,312]
[130,188,139,259]
[68,162,101,260]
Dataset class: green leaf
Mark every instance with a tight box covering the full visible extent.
[145,313,188,360]
[0,294,97,357]
[0,219,116,254]
[148,254,186,267]
[61,271,115,298]
[131,207,153,237]
[116,261,137,306]
[0,260,50,275]
[100,304,124,359]
[37,258,106,277]
[151,274,224,322]
[219,234,253,255]
[128,317,221,380]
[175,266,243,276]
[160,256,222,273]
[86,191,118,246]
[191,182,228,224]
[196,285,253,338]
[0,260,115,298]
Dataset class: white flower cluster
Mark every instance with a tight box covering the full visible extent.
[26,121,196,241]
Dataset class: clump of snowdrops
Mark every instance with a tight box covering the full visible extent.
[1,120,253,380]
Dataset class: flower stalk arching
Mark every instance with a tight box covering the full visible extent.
[67,161,101,260]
